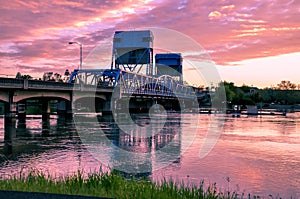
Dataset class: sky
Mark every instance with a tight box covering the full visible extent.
[0,0,299,88]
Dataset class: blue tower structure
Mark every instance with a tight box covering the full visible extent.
[111,30,154,76]
[155,53,183,84]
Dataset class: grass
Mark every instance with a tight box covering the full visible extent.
[0,169,263,199]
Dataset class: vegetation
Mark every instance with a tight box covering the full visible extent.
[273,80,298,90]
[15,69,71,82]
[0,170,261,199]
[212,80,300,108]
[15,72,32,80]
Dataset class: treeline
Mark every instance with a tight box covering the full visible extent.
[213,80,300,106]
[15,70,71,82]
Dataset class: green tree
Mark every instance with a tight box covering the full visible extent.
[219,81,255,106]
[223,81,236,103]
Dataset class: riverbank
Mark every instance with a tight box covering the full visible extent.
[0,170,253,199]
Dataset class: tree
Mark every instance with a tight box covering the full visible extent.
[64,69,70,76]
[249,91,263,103]
[16,72,32,80]
[53,73,62,82]
[222,81,236,103]
[276,80,296,90]
[216,81,255,106]
[240,84,251,93]
[22,75,32,80]
[16,72,22,79]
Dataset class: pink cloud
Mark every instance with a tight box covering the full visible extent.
[0,0,299,85]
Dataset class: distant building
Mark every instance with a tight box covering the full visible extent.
[247,105,258,115]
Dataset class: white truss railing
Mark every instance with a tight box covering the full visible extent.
[70,69,196,99]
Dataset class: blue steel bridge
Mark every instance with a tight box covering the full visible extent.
[0,30,209,142]
[68,30,195,99]
[68,68,196,99]
[66,30,207,112]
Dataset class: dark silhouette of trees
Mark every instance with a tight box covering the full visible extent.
[64,69,70,76]
[15,72,32,80]
[16,72,22,79]
[275,80,297,90]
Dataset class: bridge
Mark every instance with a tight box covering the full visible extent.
[0,30,209,145]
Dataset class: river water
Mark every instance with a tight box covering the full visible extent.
[0,112,299,198]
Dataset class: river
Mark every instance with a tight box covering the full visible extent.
[0,112,299,198]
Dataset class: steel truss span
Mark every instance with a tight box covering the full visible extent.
[68,69,197,99]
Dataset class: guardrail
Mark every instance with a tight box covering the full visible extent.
[0,78,24,88]
[0,78,75,90]
[0,78,114,93]
[28,79,74,90]
[0,77,199,98]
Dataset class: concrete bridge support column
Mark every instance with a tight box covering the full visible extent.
[41,99,50,134]
[17,103,26,129]
[66,92,73,119]
[65,101,74,127]
[179,99,185,112]
[4,93,17,146]
[57,100,66,115]
[57,100,67,126]
[102,96,113,116]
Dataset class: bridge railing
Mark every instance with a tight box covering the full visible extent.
[118,71,196,99]
[67,68,196,98]
[0,73,196,99]
[0,78,24,88]
[68,69,119,87]
[0,78,79,91]
[28,79,74,90]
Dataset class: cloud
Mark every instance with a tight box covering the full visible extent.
[208,11,225,20]
[0,0,299,85]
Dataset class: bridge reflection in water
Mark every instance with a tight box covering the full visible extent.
[1,112,182,177]
[74,113,182,176]
[1,113,73,155]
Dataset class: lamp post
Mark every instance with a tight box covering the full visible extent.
[68,41,82,70]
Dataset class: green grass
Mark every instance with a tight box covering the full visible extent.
[0,170,258,199]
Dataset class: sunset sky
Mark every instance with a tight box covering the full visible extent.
[0,0,299,88]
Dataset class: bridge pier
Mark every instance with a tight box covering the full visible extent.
[56,100,66,127]
[66,101,73,118]
[57,99,73,118]
[56,100,73,130]
[57,100,66,115]
[17,103,26,129]
[102,96,114,116]
[4,103,17,141]
[41,99,50,134]
[4,93,17,153]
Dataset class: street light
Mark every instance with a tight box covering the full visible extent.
[68,41,82,70]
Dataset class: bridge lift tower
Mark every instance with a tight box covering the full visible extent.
[111,30,154,76]
[155,53,183,84]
